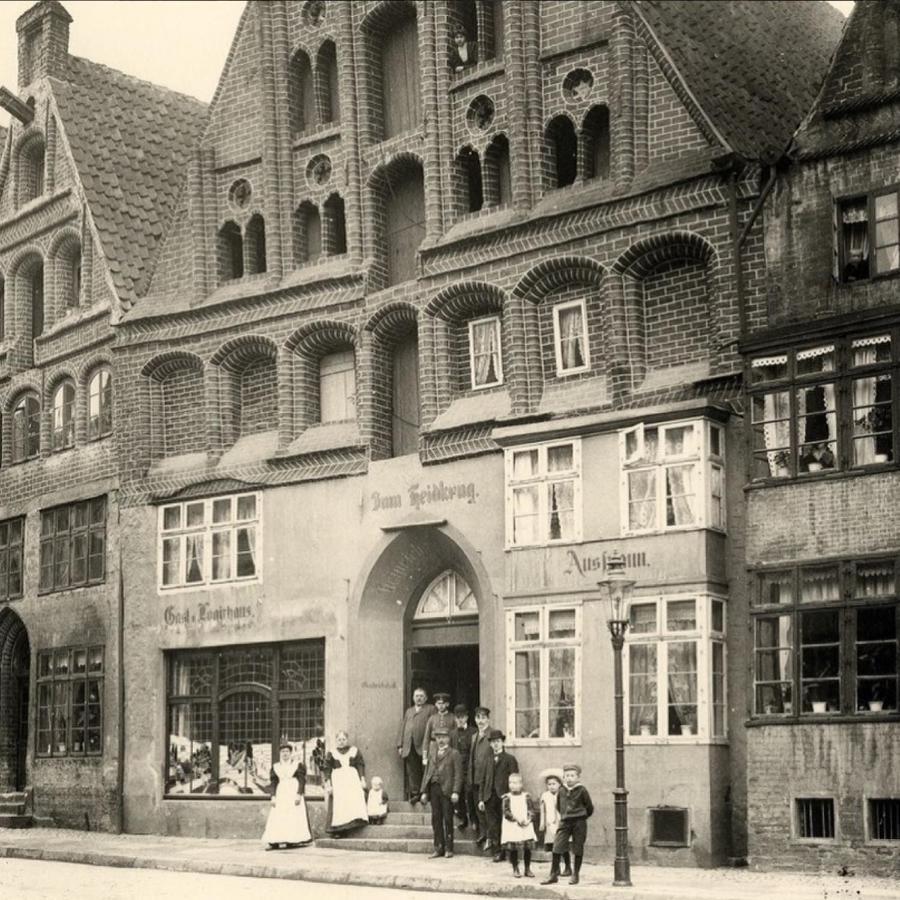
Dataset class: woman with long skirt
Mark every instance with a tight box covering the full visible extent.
[323,730,369,836]
[262,743,313,849]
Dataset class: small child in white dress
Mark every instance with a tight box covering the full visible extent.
[538,769,571,877]
[501,773,537,878]
[366,775,389,824]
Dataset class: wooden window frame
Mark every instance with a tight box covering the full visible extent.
[552,299,591,376]
[51,381,76,451]
[0,516,25,601]
[468,315,503,390]
[835,185,900,285]
[12,393,41,462]
[87,368,113,441]
[38,496,107,594]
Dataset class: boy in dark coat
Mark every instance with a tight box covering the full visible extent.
[420,727,463,858]
[451,703,477,830]
[542,763,593,886]
[476,728,518,861]
[467,706,493,847]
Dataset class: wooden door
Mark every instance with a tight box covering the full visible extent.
[385,167,425,285]
[13,638,29,791]
[382,16,420,139]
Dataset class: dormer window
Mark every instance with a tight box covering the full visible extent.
[838,189,900,283]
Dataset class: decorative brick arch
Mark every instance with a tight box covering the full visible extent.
[78,356,114,444]
[0,607,29,792]
[610,231,720,390]
[513,256,606,304]
[46,226,82,324]
[141,351,207,462]
[13,128,45,208]
[425,281,506,322]
[1,383,41,467]
[5,247,44,370]
[44,366,78,454]
[364,301,419,340]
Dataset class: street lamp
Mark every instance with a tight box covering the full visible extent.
[598,550,635,887]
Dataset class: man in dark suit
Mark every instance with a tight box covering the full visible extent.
[467,706,493,848]
[476,728,519,861]
[450,703,477,830]
[420,727,463,858]
[422,692,456,766]
[397,686,435,803]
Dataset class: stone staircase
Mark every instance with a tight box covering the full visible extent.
[315,801,550,860]
[0,790,53,829]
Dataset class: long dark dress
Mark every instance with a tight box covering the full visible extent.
[323,746,368,834]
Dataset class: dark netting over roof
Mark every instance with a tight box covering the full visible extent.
[636,0,846,162]
[51,55,207,306]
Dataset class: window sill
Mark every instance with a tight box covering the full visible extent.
[506,738,580,748]
[292,124,341,149]
[158,578,260,597]
[747,712,900,727]
[448,59,505,92]
[625,737,728,746]
[746,462,897,490]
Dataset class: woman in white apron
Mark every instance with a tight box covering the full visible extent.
[324,730,369,835]
[262,743,313,849]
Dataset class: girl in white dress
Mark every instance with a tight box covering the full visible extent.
[538,769,571,876]
[323,730,369,835]
[501,773,537,878]
[262,743,312,849]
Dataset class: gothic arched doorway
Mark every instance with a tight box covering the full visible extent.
[0,609,30,792]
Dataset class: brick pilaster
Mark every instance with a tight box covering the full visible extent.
[612,4,635,187]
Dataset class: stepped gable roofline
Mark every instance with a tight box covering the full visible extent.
[634,0,846,163]
[49,53,207,310]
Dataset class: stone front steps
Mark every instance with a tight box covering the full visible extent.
[0,791,53,829]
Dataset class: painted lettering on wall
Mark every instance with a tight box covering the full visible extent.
[563,549,648,578]
[371,480,478,512]
[362,681,397,690]
[164,602,254,628]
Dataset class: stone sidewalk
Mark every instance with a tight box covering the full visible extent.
[0,828,897,899]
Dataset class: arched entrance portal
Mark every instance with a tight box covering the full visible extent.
[350,524,496,798]
[0,609,30,792]
[408,570,479,715]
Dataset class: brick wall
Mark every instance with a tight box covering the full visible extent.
[161,366,206,457]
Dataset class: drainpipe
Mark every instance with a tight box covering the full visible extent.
[116,506,125,834]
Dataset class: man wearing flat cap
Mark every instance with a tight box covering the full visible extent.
[422,692,455,767]
[475,728,518,861]
[468,706,493,848]
[397,687,435,803]
[420,727,463,858]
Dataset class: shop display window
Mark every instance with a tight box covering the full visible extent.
[165,639,325,798]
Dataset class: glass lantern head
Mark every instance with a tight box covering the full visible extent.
[598,551,635,624]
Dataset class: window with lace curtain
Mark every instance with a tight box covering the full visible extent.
[837,190,900,283]
[750,333,896,479]
[751,559,899,718]
[552,299,590,376]
[624,595,726,743]
[159,493,260,590]
[619,419,724,535]
[468,316,502,389]
[505,439,581,547]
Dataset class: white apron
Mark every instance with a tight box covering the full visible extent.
[501,792,537,845]
[329,747,368,830]
[541,790,561,845]
[262,761,312,845]
[366,788,388,819]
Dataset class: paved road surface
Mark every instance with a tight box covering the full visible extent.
[0,857,474,900]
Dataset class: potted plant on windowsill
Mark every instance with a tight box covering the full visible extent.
[680,723,694,736]
[773,450,790,478]
[856,407,891,464]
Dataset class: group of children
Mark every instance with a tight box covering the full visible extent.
[500,764,593,885]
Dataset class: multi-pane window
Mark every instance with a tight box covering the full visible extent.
[165,640,325,797]
[552,300,589,376]
[12,394,40,461]
[505,439,581,547]
[36,646,104,757]
[620,419,725,534]
[469,316,502,389]
[752,559,899,717]
[506,606,580,743]
[159,493,260,589]
[625,595,727,742]
[750,333,899,478]
[319,350,356,423]
[88,368,113,440]
[52,381,75,450]
[837,189,900,283]
[0,517,24,601]
[39,497,106,593]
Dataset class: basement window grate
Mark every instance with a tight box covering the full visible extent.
[796,798,836,839]
[648,807,689,847]
[870,798,900,841]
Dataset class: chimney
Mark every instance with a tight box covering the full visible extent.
[16,1,72,88]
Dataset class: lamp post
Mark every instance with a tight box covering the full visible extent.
[598,551,635,887]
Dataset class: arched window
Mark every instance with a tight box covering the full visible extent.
[316,40,340,125]
[289,48,316,133]
[293,202,322,264]
[217,222,243,282]
[381,7,420,139]
[450,0,503,67]
[391,330,420,457]
[414,570,477,621]
[12,394,40,461]
[545,116,578,189]
[88,368,113,440]
[30,260,44,339]
[323,194,347,256]
[457,147,484,214]
[245,215,267,275]
[319,350,356,423]
[52,381,75,450]
[582,105,610,181]
[19,135,45,205]
[55,238,82,311]
[483,134,511,207]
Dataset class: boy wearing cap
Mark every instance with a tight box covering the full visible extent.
[420,727,463,858]
[468,706,493,847]
[475,729,518,861]
[542,763,593,885]
[422,692,455,766]
[451,704,477,830]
